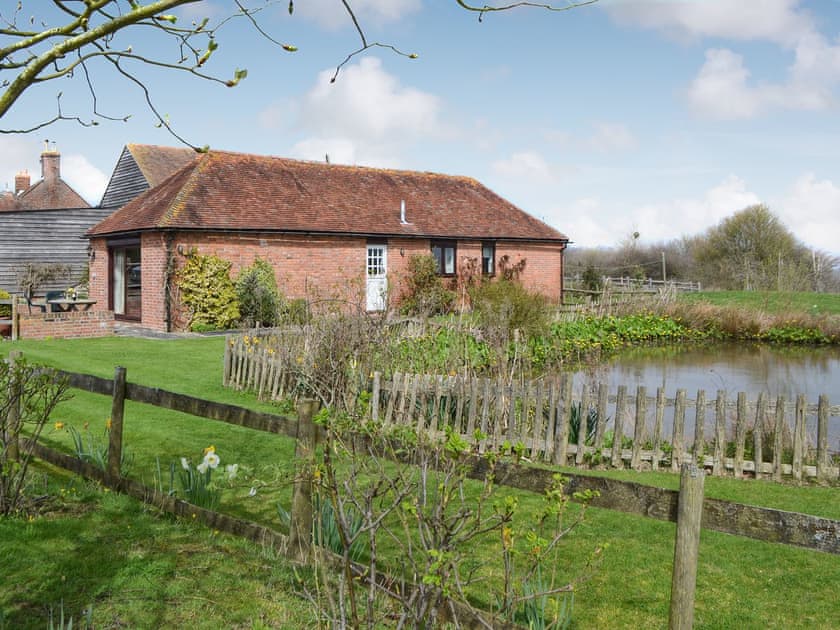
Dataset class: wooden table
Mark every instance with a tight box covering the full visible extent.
[47,298,97,312]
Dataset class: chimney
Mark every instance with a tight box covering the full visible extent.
[14,170,30,195]
[40,139,60,183]
[400,199,408,224]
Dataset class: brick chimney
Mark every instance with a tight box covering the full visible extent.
[14,170,30,195]
[40,140,60,183]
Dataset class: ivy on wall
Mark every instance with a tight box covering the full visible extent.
[177,249,240,332]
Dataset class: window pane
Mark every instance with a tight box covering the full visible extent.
[431,245,443,273]
[444,247,455,274]
[482,243,494,275]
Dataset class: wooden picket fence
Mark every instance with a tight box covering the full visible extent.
[223,337,840,482]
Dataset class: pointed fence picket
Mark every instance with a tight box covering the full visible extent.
[223,336,840,482]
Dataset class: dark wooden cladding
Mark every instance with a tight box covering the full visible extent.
[0,206,115,293]
[100,146,151,208]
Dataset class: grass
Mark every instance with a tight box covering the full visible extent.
[0,472,313,629]
[2,335,840,628]
[680,290,840,316]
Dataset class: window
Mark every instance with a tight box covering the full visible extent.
[430,240,456,276]
[481,242,496,276]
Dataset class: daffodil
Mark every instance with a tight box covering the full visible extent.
[180,457,190,470]
[54,421,65,430]
[225,463,239,480]
[197,461,209,474]
[203,451,220,469]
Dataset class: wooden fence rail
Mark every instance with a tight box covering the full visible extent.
[223,339,840,483]
[20,360,839,555]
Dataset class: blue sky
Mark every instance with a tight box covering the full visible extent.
[2,0,840,254]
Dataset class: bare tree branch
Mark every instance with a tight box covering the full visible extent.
[1,1,596,144]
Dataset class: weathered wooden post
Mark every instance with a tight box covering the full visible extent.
[288,398,319,563]
[11,297,18,341]
[5,350,22,462]
[669,462,705,630]
[107,366,126,485]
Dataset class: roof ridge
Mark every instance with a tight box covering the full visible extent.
[159,155,209,227]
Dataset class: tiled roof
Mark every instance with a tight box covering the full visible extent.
[10,178,89,210]
[88,150,568,242]
[127,144,197,188]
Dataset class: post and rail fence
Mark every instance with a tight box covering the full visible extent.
[224,336,840,483]
[5,352,839,628]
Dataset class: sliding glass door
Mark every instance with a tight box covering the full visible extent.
[111,244,141,320]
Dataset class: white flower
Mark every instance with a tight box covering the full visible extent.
[248,487,257,497]
[203,451,220,469]
[225,463,239,480]
[197,461,209,474]
[180,457,190,470]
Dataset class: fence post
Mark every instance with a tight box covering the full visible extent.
[11,297,18,341]
[288,398,319,563]
[669,463,705,630]
[6,350,22,462]
[107,366,126,485]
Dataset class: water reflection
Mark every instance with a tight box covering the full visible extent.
[572,343,840,452]
[575,342,840,403]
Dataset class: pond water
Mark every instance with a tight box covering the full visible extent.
[572,342,840,452]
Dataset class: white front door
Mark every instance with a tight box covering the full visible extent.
[366,244,387,312]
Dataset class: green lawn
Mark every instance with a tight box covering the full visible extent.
[679,290,840,316]
[2,335,839,628]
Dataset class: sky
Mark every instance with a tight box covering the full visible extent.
[2,0,840,255]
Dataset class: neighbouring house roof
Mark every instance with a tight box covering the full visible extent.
[99,144,198,208]
[15,177,90,210]
[0,147,90,211]
[88,150,568,242]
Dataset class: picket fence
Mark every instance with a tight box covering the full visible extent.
[223,337,840,482]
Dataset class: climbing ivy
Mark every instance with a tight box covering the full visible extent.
[177,249,240,331]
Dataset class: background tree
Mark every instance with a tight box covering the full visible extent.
[691,204,807,291]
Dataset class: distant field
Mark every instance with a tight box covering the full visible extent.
[679,290,840,315]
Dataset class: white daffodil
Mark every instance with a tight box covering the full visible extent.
[197,461,209,474]
[248,486,257,497]
[204,451,221,469]
[225,463,239,480]
[180,457,190,470]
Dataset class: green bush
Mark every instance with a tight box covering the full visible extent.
[236,258,282,328]
[177,250,240,332]
[469,279,551,340]
[400,254,456,316]
[0,289,10,319]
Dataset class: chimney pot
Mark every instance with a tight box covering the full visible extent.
[14,170,30,195]
[41,144,60,183]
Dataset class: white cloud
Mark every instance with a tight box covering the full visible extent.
[586,122,637,152]
[491,151,555,183]
[609,0,840,119]
[0,137,40,193]
[607,0,813,46]
[686,48,765,119]
[284,56,445,166]
[778,173,840,253]
[550,175,762,248]
[293,0,421,30]
[62,154,108,206]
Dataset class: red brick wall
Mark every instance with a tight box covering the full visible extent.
[19,310,115,340]
[88,239,109,310]
[90,232,565,332]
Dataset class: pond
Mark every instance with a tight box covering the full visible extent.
[573,342,840,453]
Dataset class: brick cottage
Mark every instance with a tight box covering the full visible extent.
[86,150,569,332]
